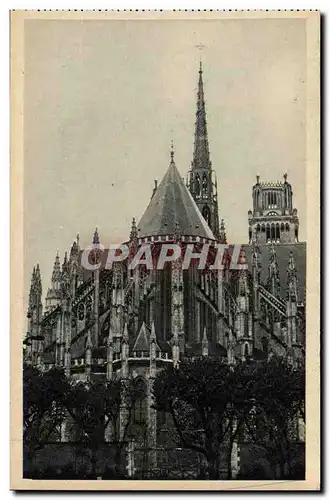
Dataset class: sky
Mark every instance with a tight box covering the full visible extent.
[24,18,307,302]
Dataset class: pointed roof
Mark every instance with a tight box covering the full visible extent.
[70,240,79,260]
[34,264,42,294]
[62,251,70,275]
[51,252,61,282]
[132,322,161,352]
[93,227,100,245]
[132,322,150,351]
[137,151,215,240]
[192,62,211,171]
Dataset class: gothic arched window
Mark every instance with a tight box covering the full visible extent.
[268,192,271,207]
[86,296,92,321]
[78,303,85,321]
[133,377,148,425]
[202,174,208,198]
[256,190,260,209]
[202,205,211,226]
[271,224,275,240]
[195,174,201,197]
[275,224,280,240]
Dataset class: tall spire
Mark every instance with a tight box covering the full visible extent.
[192,61,211,170]
[34,264,42,297]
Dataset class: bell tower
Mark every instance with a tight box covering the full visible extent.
[248,174,299,244]
[187,62,220,240]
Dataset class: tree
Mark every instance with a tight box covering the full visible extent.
[152,356,305,480]
[240,356,305,478]
[152,357,243,479]
[64,377,145,476]
[23,364,69,460]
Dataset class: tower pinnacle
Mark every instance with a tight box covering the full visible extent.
[51,251,61,283]
[93,227,100,245]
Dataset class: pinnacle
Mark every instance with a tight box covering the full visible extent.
[93,227,100,245]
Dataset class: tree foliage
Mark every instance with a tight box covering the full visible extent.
[23,364,146,475]
[153,355,305,479]
[23,363,69,457]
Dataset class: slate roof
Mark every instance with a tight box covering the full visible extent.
[137,158,215,241]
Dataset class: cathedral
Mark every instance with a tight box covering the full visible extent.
[24,63,306,460]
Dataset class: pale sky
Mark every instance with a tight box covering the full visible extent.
[24,18,307,301]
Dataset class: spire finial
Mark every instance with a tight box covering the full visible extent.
[195,43,204,70]
[170,140,174,162]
